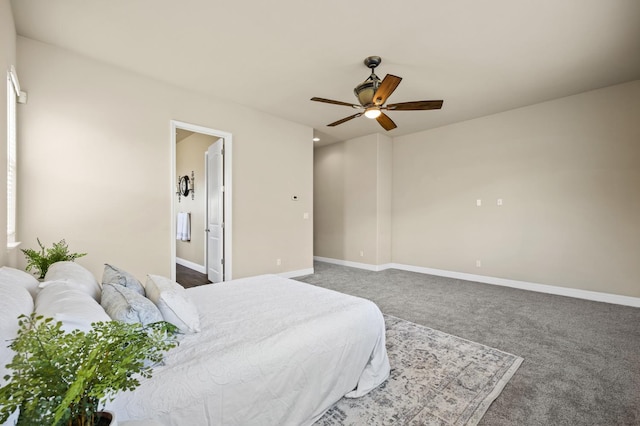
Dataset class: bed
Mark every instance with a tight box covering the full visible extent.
[0,265,389,426]
[106,274,390,425]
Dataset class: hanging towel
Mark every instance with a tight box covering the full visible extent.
[177,212,191,241]
[176,213,185,240]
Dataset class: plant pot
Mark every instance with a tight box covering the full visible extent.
[97,411,117,426]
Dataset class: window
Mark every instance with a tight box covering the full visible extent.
[7,67,18,245]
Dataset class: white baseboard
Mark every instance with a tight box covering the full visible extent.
[313,257,640,308]
[279,268,314,279]
[313,256,392,272]
[176,257,206,274]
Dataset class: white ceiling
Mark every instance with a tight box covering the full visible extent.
[10,0,640,145]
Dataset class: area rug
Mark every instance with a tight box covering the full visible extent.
[316,315,523,426]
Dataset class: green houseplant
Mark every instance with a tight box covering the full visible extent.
[21,238,87,279]
[0,314,178,426]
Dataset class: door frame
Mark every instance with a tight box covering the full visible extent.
[170,120,233,282]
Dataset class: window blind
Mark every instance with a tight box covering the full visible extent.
[7,72,17,241]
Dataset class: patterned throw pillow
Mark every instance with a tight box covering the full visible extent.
[102,264,145,296]
[101,283,163,326]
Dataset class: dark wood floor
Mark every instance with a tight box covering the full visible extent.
[176,264,211,288]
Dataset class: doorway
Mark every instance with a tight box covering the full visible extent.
[170,120,232,283]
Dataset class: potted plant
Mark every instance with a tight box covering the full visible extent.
[21,238,87,279]
[0,314,178,425]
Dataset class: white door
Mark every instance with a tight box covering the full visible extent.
[206,139,224,282]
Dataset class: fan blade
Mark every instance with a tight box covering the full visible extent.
[311,97,359,108]
[386,100,444,111]
[328,113,362,127]
[376,112,397,131]
[373,74,402,106]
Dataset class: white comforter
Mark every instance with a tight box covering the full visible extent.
[108,274,390,425]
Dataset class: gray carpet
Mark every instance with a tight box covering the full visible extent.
[297,262,640,426]
[317,314,523,426]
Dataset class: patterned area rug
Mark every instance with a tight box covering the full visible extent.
[316,315,523,426]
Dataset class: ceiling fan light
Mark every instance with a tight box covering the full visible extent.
[364,108,381,119]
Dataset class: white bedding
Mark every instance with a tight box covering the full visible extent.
[108,274,390,425]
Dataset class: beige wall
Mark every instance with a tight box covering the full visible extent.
[392,81,640,297]
[176,132,217,266]
[16,37,313,282]
[314,141,347,259]
[0,0,16,267]
[376,134,392,265]
[314,133,391,265]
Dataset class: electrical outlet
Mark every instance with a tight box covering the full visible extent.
[276,258,281,266]
[360,250,364,257]
[476,260,482,267]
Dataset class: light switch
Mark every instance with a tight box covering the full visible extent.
[476,199,482,207]
[303,212,309,219]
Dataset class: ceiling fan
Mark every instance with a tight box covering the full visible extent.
[311,56,444,131]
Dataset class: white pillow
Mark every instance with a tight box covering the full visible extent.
[35,280,111,333]
[0,282,34,387]
[0,266,40,300]
[145,275,200,334]
[101,283,163,326]
[0,282,34,340]
[43,261,102,302]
